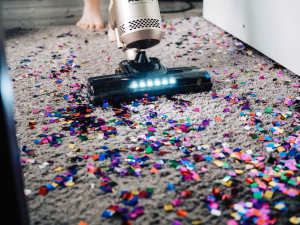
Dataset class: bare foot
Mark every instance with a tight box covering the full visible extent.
[108,26,117,42]
[76,0,104,30]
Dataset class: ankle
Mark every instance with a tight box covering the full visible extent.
[84,0,100,7]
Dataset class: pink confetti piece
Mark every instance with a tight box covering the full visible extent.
[194,108,200,112]
[108,57,111,61]
[201,167,208,172]
[87,164,94,169]
[42,126,48,131]
[45,107,52,111]
[33,109,39,114]
[193,134,200,138]
[294,84,299,87]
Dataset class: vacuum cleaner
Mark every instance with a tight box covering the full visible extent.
[87,0,212,106]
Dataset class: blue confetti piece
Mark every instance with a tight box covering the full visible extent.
[204,156,213,161]
[279,152,287,158]
[205,74,210,79]
[265,136,272,141]
[116,121,123,125]
[45,184,55,190]
[289,150,296,156]
[167,182,175,191]
[102,211,112,217]
[34,140,41,145]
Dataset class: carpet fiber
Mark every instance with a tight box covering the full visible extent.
[4,16,300,225]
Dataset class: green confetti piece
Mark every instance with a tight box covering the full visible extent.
[108,181,117,187]
[250,182,258,188]
[251,134,258,139]
[281,176,288,181]
[288,179,297,185]
[128,167,135,174]
[253,193,262,199]
[241,82,246,85]
[146,188,154,194]
[145,146,153,154]
[274,167,281,172]
[294,195,300,202]
[78,136,88,140]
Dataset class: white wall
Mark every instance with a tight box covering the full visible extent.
[203,0,300,75]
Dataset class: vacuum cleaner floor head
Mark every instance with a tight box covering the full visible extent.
[88,53,212,106]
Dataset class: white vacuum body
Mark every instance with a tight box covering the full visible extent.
[109,0,163,50]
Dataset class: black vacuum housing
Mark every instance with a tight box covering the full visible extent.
[88,51,212,106]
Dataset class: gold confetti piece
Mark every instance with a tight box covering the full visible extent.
[272,172,282,177]
[131,190,139,195]
[61,121,67,125]
[223,180,232,187]
[234,169,244,175]
[241,116,247,121]
[213,160,223,167]
[54,167,64,172]
[74,148,81,152]
[213,149,221,153]
[297,176,300,182]
[164,205,173,211]
[81,62,87,66]
[264,190,273,199]
[52,182,58,188]
[231,212,237,217]
[68,144,75,149]
[192,221,201,225]
[212,59,219,61]
[276,146,285,152]
[274,203,285,210]
[290,217,300,224]
[64,181,75,187]
[268,181,277,187]
[88,137,95,140]
[202,144,210,149]
[230,153,238,158]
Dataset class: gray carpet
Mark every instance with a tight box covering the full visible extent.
[4,16,300,225]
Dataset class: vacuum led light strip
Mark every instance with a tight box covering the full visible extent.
[131,78,176,88]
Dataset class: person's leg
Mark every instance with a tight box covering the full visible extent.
[108,0,117,41]
[76,0,104,29]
